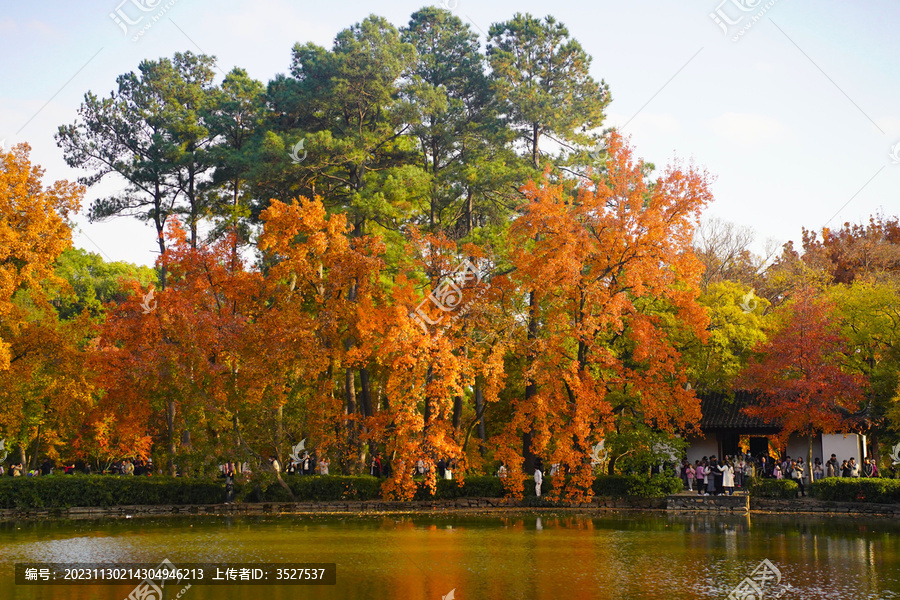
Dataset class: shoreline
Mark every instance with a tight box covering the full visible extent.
[2,495,899,521]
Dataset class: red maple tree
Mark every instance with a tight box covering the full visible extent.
[739,287,867,466]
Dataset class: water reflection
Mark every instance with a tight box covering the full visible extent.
[2,513,900,599]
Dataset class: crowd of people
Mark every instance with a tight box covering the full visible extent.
[1,458,154,477]
[677,452,881,497]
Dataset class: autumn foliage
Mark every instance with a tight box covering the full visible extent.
[738,288,866,458]
[8,126,898,500]
[0,144,81,370]
[495,134,711,500]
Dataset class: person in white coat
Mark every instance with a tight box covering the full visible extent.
[534,458,544,497]
[720,460,735,496]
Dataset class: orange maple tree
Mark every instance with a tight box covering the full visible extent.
[0,143,82,370]
[498,133,712,500]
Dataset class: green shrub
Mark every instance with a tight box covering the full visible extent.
[811,477,900,503]
[593,474,682,498]
[455,475,505,498]
[0,472,681,508]
[412,476,506,500]
[747,477,799,499]
[275,475,382,501]
[0,475,223,509]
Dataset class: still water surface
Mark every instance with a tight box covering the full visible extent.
[2,512,899,599]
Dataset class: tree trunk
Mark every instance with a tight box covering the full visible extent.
[344,366,357,474]
[16,445,26,470]
[275,404,283,466]
[29,423,42,470]
[424,364,433,432]
[452,396,463,431]
[522,289,538,474]
[360,368,376,459]
[869,430,880,469]
[359,368,373,418]
[167,398,176,477]
[154,184,168,289]
[807,433,813,489]
[475,385,486,456]
[466,188,473,235]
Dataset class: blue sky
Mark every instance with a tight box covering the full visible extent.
[1,0,898,266]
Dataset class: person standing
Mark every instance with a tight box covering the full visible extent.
[720,460,735,496]
[849,458,860,478]
[735,455,746,489]
[301,453,311,475]
[318,457,329,476]
[707,457,718,496]
[534,458,544,497]
[813,458,824,481]
[695,460,705,496]
[826,454,839,478]
[686,462,695,492]
[841,460,850,477]
[863,458,876,478]
[223,462,235,504]
[792,460,806,497]
[370,455,382,477]
[797,457,807,487]
[497,462,508,478]
[714,456,725,493]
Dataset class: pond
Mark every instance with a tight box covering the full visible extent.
[2,511,899,599]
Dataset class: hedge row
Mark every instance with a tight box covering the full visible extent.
[255,475,383,502]
[0,476,222,509]
[593,474,683,498]
[746,477,799,499]
[0,473,683,509]
[810,477,900,503]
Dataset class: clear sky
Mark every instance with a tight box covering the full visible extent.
[1,0,898,266]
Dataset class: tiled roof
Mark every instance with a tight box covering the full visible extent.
[699,390,782,431]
